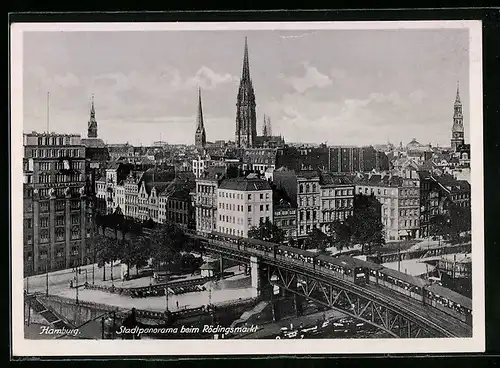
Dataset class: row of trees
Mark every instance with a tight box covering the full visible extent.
[91,212,201,280]
[248,194,385,254]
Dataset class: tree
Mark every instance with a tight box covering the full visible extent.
[428,214,448,240]
[348,194,385,254]
[248,219,286,244]
[448,204,471,241]
[149,221,188,271]
[94,234,120,281]
[306,228,329,252]
[329,220,352,254]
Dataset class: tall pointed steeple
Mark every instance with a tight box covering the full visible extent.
[87,93,98,138]
[242,37,251,81]
[455,80,461,103]
[195,87,207,149]
[235,37,257,148]
[451,80,464,151]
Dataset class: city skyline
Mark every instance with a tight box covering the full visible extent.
[23,28,469,147]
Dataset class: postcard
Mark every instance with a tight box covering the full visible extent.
[10,19,484,356]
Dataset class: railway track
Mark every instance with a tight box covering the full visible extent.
[199,236,470,337]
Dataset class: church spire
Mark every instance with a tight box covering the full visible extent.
[195,87,206,149]
[455,80,461,103]
[87,93,98,138]
[91,93,95,118]
[197,87,204,130]
[242,37,251,81]
[235,37,257,148]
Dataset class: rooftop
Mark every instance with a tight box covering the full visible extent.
[219,175,271,192]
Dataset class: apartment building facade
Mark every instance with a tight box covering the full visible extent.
[23,132,89,275]
[216,174,273,237]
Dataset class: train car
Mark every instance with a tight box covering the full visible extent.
[209,231,242,247]
[276,245,318,266]
[316,254,367,285]
[424,283,472,325]
[376,267,426,303]
[241,237,277,254]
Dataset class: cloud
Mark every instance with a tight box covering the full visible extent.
[53,72,80,88]
[186,66,238,90]
[265,89,436,145]
[283,63,332,93]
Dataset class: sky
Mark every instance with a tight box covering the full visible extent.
[22,28,470,146]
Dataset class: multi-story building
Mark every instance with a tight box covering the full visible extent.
[353,172,420,241]
[194,167,226,234]
[273,200,297,241]
[418,170,470,237]
[296,171,321,243]
[216,174,273,237]
[123,169,174,222]
[242,148,278,174]
[276,145,329,172]
[318,174,355,235]
[159,177,196,229]
[23,132,88,275]
[94,162,134,215]
[328,146,390,173]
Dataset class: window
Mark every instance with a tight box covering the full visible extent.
[266,216,270,223]
[248,218,252,225]
[265,204,269,211]
[248,194,251,200]
[299,184,304,193]
[40,229,49,243]
[265,193,270,200]
[300,211,304,221]
[248,205,252,212]
[39,202,49,213]
[71,227,80,240]
[260,205,264,211]
[40,217,49,228]
[312,184,317,192]
[260,194,263,200]
[306,184,310,193]
[55,228,65,241]
[260,217,264,223]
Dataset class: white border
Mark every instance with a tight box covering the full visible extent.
[11,20,484,356]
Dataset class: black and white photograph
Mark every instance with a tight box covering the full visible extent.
[10,20,484,356]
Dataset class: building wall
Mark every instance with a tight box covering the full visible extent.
[296,176,321,239]
[355,184,400,241]
[273,207,297,240]
[23,133,88,276]
[194,179,218,234]
[216,188,273,238]
[397,176,421,239]
[319,185,354,235]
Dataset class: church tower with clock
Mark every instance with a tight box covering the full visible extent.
[451,81,465,152]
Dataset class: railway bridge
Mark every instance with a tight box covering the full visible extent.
[187,232,472,339]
